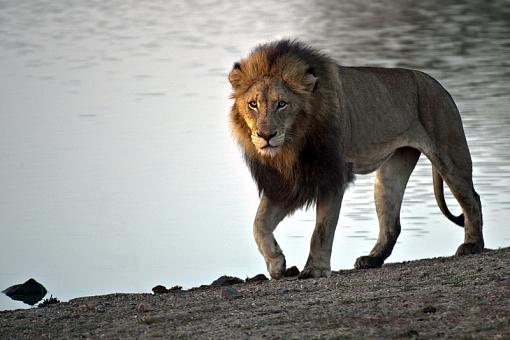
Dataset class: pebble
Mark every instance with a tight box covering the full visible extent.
[245,274,269,283]
[212,275,244,286]
[220,287,241,299]
[408,330,419,338]
[136,303,148,313]
[78,304,93,312]
[284,266,300,277]
[152,285,169,294]
[423,305,437,313]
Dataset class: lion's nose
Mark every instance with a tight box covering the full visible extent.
[256,131,277,141]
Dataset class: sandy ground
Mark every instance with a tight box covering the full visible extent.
[1,247,509,339]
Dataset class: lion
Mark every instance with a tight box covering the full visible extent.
[228,39,484,279]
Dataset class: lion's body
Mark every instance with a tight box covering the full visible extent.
[229,40,484,279]
[337,67,467,174]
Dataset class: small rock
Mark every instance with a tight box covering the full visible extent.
[95,304,106,313]
[423,305,437,313]
[152,285,169,294]
[211,275,244,286]
[78,304,93,312]
[220,286,241,299]
[136,303,148,313]
[279,288,290,294]
[2,278,47,296]
[245,274,269,283]
[2,278,47,306]
[152,285,183,294]
[407,330,419,338]
[190,285,210,291]
[284,266,300,277]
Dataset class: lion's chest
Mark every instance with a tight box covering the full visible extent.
[245,142,353,211]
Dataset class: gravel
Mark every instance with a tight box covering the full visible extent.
[1,247,509,339]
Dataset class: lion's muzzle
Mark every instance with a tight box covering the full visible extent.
[251,130,285,156]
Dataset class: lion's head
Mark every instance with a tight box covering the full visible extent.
[228,40,350,210]
[228,40,318,160]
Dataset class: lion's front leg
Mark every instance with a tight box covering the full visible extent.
[299,193,343,279]
[253,194,290,279]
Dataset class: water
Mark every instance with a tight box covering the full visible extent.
[1,0,509,310]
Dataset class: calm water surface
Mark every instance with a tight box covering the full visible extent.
[1,0,509,310]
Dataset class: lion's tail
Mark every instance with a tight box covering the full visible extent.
[432,167,464,227]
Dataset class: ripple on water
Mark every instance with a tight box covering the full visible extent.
[1,0,509,311]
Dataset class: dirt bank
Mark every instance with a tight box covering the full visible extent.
[1,248,509,339]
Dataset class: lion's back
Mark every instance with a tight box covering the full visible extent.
[338,66,420,145]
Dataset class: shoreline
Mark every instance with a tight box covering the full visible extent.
[1,247,509,338]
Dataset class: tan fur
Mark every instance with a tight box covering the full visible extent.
[229,40,484,279]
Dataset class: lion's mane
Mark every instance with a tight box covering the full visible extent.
[230,40,354,211]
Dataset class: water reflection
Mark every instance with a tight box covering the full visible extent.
[0,0,509,310]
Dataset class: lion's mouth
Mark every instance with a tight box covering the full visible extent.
[261,144,278,150]
[256,142,282,157]
[258,146,279,157]
[257,140,283,157]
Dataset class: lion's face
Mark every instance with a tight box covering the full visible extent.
[235,78,306,157]
[229,55,317,159]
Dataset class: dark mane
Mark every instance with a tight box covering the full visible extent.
[245,128,353,212]
[253,39,330,72]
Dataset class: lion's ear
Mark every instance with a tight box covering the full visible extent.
[228,62,243,89]
[303,69,317,93]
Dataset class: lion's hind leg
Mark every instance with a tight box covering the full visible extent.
[355,147,421,269]
[426,152,484,256]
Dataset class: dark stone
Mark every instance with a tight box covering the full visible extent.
[245,274,269,283]
[284,266,300,277]
[211,275,244,286]
[407,330,419,338]
[220,286,241,299]
[152,285,169,294]
[2,278,47,306]
[423,305,437,313]
[189,285,211,291]
[152,285,182,294]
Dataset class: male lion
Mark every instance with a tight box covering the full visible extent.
[228,39,483,279]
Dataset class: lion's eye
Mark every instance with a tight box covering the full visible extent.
[277,100,287,108]
[248,101,258,109]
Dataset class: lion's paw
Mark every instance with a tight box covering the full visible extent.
[455,242,484,256]
[297,267,331,280]
[266,255,286,280]
[354,255,384,269]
